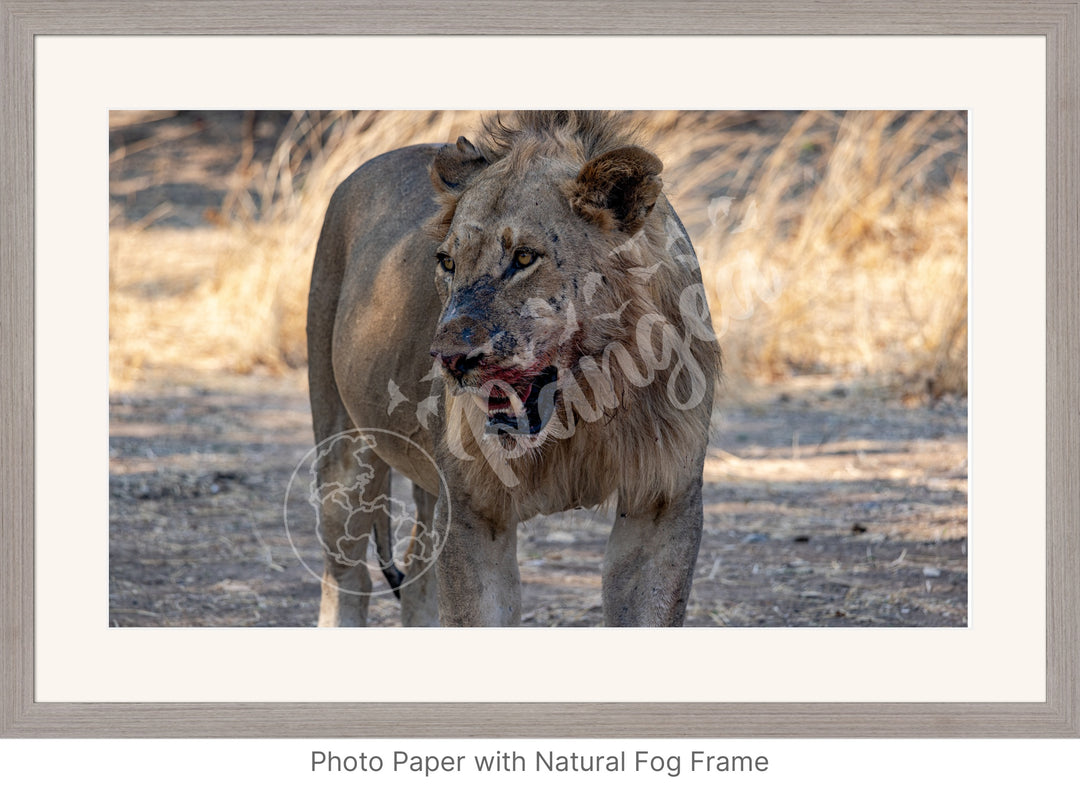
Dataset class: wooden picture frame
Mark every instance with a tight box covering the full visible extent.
[2,0,1077,738]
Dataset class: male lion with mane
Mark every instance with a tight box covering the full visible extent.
[307,110,721,627]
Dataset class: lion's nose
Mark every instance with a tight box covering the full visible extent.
[432,350,484,381]
[431,314,488,380]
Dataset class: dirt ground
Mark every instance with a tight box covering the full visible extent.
[109,369,967,627]
[108,111,967,628]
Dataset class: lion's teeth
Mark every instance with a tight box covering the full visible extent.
[470,383,529,415]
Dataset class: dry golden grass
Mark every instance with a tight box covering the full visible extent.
[681,111,968,396]
[109,110,967,396]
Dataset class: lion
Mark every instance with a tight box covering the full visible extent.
[306,111,721,627]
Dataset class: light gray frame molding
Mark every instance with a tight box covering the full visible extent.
[2,0,1077,738]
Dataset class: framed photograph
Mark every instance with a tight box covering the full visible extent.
[2,1,1077,739]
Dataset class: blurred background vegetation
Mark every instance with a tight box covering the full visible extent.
[109,110,967,400]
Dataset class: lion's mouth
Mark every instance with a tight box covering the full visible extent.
[470,365,560,436]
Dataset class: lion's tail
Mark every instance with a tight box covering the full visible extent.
[374,471,405,600]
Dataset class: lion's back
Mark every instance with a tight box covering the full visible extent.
[308,144,447,490]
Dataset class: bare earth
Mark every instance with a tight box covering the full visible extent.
[109,370,967,627]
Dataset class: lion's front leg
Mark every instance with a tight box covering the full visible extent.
[602,483,704,627]
[400,483,440,627]
[434,496,521,626]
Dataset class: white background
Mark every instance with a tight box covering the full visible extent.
[2,738,1076,793]
[36,35,1045,704]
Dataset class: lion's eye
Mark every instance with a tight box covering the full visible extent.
[513,249,538,269]
[437,253,455,273]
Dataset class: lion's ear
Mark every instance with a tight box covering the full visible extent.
[431,136,488,194]
[567,146,663,234]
